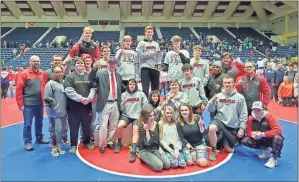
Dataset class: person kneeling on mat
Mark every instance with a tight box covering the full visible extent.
[241,101,283,168]
[114,79,149,162]
[207,76,248,161]
[177,103,209,167]
[159,105,186,168]
[139,105,171,172]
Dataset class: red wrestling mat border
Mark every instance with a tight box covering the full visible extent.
[77,144,233,178]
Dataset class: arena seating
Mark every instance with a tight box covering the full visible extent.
[1,27,12,35]
[125,27,158,40]
[1,48,15,62]
[92,31,120,42]
[3,27,48,47]
[40,27,83,46]
[160,27,193,41]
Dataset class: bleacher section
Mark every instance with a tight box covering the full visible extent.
[124,27,158,40]
[92,31,120,42]
[6,48,69,70]
[1,27,12,36]
[194,27,236,43]
[160,27,193,41]
[1,48,15,61]
[3,27,48,47]
[40,27,83,45]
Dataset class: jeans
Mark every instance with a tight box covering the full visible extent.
[182,142,208,162]
[23,105,44,144]
[165,151,186,168]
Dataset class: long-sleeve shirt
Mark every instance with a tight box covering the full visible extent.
[190,57,210,86]
[278,81,294,98]
[160,123,182,152]
[120,91,148,119]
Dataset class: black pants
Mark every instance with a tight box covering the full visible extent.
[1,83,9,98]
[122,80,128,93]
[282,97,294,106]
[141,68,160,97]
[68,108,92,146]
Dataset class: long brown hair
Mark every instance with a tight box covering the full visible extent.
[138,104,154,128]
[178,103,194,126]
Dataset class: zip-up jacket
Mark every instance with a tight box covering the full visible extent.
[235,73,271,108]
[16,68,48,108]
[246,111,282,138]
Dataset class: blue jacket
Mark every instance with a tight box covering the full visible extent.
[272,69,285,86]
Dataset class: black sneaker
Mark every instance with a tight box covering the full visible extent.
[114,143,122,153]
[35,138,49,144]
[129,152,136,163]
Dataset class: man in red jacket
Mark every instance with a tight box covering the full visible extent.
[235,61,271,115]
[241,101,283,169]
[16,55,49,151]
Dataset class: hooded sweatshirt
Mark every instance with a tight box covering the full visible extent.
[44,79,67,118]
[190,57,210,86]
[164,50,190,81]
[120,91,149,119]
[246,110,282,138]
[115,49,138,81]
[207,88,248,130]
[136,39,161,70]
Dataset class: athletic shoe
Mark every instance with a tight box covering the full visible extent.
[209,151,217,161]
[58,147,66,155]
[129,152,136,163]
[51,147,59,157]
[83,143,95,150]
[35,138,49,144]
[69,146,77,154]
[25,143,34,151]
[258,147,272,159]
[114,143,122,153]
[265,157,278,168]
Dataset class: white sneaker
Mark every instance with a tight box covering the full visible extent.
[258,147,272,159]
[265,157,278,168]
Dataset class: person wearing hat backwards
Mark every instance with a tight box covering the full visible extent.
[241,101,283,168]
[89,58,122,153]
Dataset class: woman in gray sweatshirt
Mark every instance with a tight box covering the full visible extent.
[159,105,186,168]
[114,79,148,163]
[44,66,67,157]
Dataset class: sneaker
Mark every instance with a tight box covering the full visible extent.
[25,143,34,151]
[265,157,278,168]
[258,147,272,159]
[83,143,95,150]
[36,138,49,144]
[58,147,66,155]
[51,147,60,157]
[209,151,217,161]
[69,146,77,154]
[114,143,122,153]
[129,152,136,163]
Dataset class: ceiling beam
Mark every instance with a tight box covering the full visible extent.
[251,1,268,22]
[261,2,283,16]
[27,1,44,18]
[162,1,175,19]
[269,8,299,21]
[223,1,240,20]
[97,0,108,11]
[183,1,197,19]
[242,4,255,19]
[142,0,153,20]
[119,1,130,18]
[74,1,87,18]
[3,1,22,19]
[51,1,67,18]
[283,2,298,10]
[202,1,219,19]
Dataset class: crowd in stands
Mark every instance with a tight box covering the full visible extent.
[0,26,297,173]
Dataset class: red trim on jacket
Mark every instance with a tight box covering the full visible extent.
[246,113,282,138]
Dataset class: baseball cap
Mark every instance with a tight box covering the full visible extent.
[108,58,117,63]
[252,101,263,109]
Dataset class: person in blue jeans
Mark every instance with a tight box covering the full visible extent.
[176,103,209,167]
[159,105,186,168]
[15,55,49,151]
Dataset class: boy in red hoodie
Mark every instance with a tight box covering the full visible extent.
[241,101,283,168]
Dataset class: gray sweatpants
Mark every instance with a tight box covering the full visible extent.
[49,116,68,145]
[139,150,171,172]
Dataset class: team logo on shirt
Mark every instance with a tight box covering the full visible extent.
[126,98,140,102]
[193,63,204,68]
[170,53,181,65]
[219,99,236,104]
[182,83,195,89]
[123,53,135,63]
[144,46,156,50]
[75,80,90,84]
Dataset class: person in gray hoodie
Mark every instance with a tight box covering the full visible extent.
[114,79,149,162]
[207,76,248,161]
[44,65,67,157]
[136,26,162,97]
